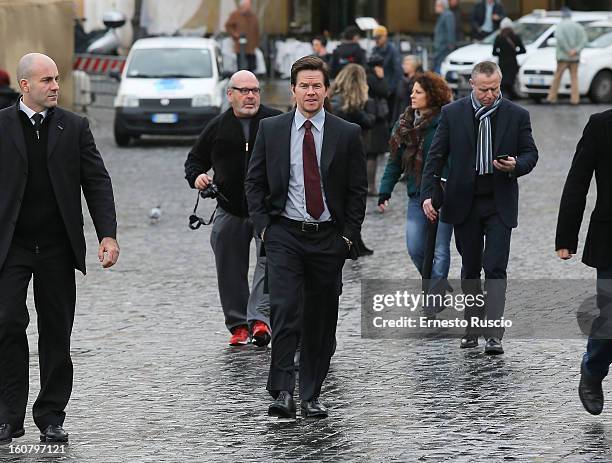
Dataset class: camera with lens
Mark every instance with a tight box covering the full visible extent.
[200,182,222,200]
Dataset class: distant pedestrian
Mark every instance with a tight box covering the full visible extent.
[311,35,331,67]
[372,25,402,124]
[546,7,587,105]
[392,55,423,124]
[433,0,456,74]
[364,54,390,196]
[0,70,18,109]
[330,25,366,77]
[449,0,465,43]
[471,0,506,40]
[493,18,525,100]
[225,0,260,72]
[379,72,454,307]
[330,63,376,256]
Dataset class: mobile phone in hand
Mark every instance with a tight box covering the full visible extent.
[495,154,509,161]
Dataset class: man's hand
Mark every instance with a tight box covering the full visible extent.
[261,227,266,242]
[569,49,577,57]
[194,173,213,190]
[422,198,438,222]
[557,249,573,260]
[98,237,120,268]
[377,193,391,213]
[374,66,385,79]
[492,13,501,21]
[493,156,516,172]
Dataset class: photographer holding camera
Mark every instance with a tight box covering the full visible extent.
[184,70,281,347]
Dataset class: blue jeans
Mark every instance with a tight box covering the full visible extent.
[405,196,453,281]
[583,266,612,379]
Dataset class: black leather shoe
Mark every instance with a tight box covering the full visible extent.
[484,337,504,355]
[301,397,328,418]
[0,424,25,445]
[460,335,478,349]
[40,425,69,443]
[268,391,296,418]
[579,365,604,415]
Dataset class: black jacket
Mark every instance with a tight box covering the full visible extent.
[330,94,376,131]
[493,32,526,85]
[421,97,538,229]
[471,1,506,38]
[0,102,117,274]
[365,69,390,155]
[184,105,282,217]
[245,110,367,248]
[330,42,366,77]
[0,86,18,110]
[556,110,612,268]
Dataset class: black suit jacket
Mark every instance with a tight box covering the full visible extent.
[0,103,117,274]
[421,97,538,229]
[245,109,367,249]
[556,110,612,269]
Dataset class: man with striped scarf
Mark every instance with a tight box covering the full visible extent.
[421,61,538,354]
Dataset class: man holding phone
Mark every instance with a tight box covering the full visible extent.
[421,61,538,354]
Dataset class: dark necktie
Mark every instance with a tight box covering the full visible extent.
[32,113,43,140]
[302,120,324,220]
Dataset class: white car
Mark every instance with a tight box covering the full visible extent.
[519,21,612,103]
[113,37,229,146]
[440,10,611,93]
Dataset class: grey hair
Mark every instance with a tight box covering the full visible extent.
[436,0,449,9]
[471,61,503,80]
[403,54,422,68]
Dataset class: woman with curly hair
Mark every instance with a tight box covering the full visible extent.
[378,72,453,291]
[330,63,376,256]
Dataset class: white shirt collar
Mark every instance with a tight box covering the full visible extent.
[294,107,325,132]
[19,98,48,121]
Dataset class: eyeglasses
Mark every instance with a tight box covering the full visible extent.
[231,87,261,95]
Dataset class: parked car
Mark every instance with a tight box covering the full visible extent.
[113,37,229,146]
[440,10,611,94]
[519,21,612,103]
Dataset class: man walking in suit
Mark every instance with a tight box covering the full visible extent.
[556,109,612,415]
[421,61,538,354]
[245,56,367,418]
[0,53,119,444]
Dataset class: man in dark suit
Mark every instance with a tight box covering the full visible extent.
[0,53,118,445]
[421,61,538,355]
[245,56,366,418]
[556,109,612,415]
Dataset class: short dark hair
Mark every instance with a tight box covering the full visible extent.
[313,35,327,47]
[290,55,330,88]
[343,25,361,40]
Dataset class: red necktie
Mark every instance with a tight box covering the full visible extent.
[302,120,324,219]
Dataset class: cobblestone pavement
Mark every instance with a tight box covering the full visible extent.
[1,83,611,462]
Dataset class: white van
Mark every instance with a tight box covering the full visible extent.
[113,37,229,146]
[440,10,610,94]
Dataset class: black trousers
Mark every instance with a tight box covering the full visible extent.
[0,242,75,430]
[454,196,512,339]
[264,219,345,401]
[236,53,256,72]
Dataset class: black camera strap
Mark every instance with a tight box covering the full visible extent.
[189,191,217,230]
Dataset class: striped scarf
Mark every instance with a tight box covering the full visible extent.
[470,91,502,175]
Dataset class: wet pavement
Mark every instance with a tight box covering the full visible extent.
[1,82,611,462]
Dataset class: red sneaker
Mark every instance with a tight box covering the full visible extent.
[251,321,271,347]
[229,325,250,346]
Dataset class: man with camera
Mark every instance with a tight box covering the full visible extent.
[184,70,281,347]
[421,61,538,354]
